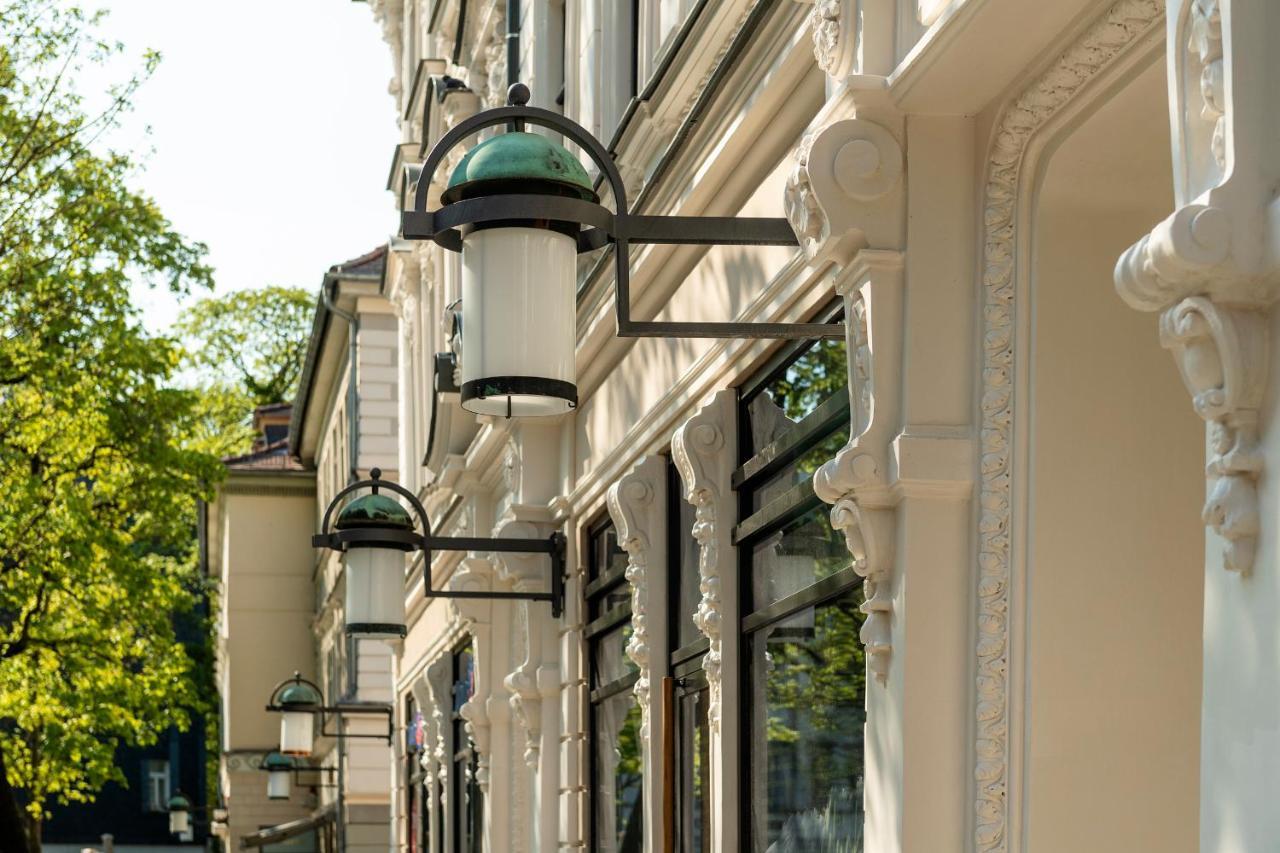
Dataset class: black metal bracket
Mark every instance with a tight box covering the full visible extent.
[421,531,566,619]
[402,87,844,342]
[313,471,567,619]
[319,703,394,744]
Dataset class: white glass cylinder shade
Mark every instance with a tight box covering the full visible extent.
[280,711,314,756]
[266,769,291,800]
[460,226,577,416]
[168,808,190,836]
[344,546,406,638]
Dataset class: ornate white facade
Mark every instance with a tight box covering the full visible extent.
[226,0,1280,850]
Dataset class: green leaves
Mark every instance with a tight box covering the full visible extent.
[177,285,315,408]
[0,0,220,839]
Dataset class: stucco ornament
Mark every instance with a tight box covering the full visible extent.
[811,252,904,684]
[977,2,1163,850]
[784,117,904,268]
[794,0,857,79]
[368,0,405,100]
[671,393,735,734]
[606,474,656,738]
[1115,0,1279,575]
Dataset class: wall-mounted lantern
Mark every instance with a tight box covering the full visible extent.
[262,751,295,801]
[402,82,842,418]
[167,792,192,836]
[312,469,565,625]
[268,673,324,756]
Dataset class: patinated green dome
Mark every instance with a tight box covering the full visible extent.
[262,751,294,771]
[168,792,192,812]
[277,680,323,708]
[335,493,413,531]
[442,131,595,203]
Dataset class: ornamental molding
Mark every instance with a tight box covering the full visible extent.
[671,390,736,734]
[1115,0,1280,575]
[978,3,1163,850]
[368,0,405,101]
[606,459,663,741]
[812,250,904,684]
[785,113,905,270]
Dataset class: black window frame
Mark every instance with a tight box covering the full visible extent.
[450,641,481,853]
[585,512,644,853]
[734,304,866,852]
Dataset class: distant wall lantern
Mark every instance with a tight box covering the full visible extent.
[167,792,192,836]
[268,673,323,756]
[262,751,295,800]
[402,83,842,418]
[313,468,566,621]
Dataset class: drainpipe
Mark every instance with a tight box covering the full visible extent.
[322,277,360,483]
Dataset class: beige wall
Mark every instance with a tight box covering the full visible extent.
[219,486,318,752]
[1021,59,1203,851]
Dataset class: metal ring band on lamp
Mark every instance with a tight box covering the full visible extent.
[461,376,578,409]
[345,623,408,638]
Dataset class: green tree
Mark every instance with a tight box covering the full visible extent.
[177,285,315,407]
[0,3,219,849]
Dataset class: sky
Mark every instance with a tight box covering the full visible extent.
[80,0,401,333]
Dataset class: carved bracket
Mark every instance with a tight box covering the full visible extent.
[813,251,905,682]
[672,391,737,734]
[1115,0,1280,574]
[785,117,905,269]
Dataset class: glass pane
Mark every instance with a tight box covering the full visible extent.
[590,584,632,621]
[593,695,644,853]
[747,591,866,852]
[591,624,638,689]
[742,336,848,461]
[591,522,629,582]
[749,503,851,611]
[747,424,850,514]
[675,682,710,853]
[671,478,701,652]
[452,644,475,713]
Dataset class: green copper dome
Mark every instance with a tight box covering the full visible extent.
[335,493,413,531]
[262,752,295,772]
[277,680,323,708]
[168,792,192,812]
[442,131,595,203]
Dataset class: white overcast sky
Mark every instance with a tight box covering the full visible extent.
[82,1,401,332]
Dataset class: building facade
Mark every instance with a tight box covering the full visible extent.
[220,0,1280,850]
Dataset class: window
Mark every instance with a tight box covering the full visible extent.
[585,515,643,853]
[637,0,701,95]
[451,642,481,853]
[665,456,709,853]
[734,310,866,852]
[143,759,170,813]
[405,695,428,853]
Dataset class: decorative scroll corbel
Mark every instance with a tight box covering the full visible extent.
[605,458,668,742]
[829,498,894,681]
[1114,0,1279,574]
[671,391,737,734]
[605,456,668,850]
[784,118,905,270]
[812,251,904,681]
[1160,298,1266,572]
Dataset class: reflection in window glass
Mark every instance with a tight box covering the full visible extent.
[742,335,848,461]
[749,504,851,611]
[588,515,643,853]
[747,591,865,852]
[674,676,710,853]
[593,697,644,852]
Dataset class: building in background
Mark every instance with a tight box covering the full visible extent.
[215,0,1280,851]
[207,247,400,853]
